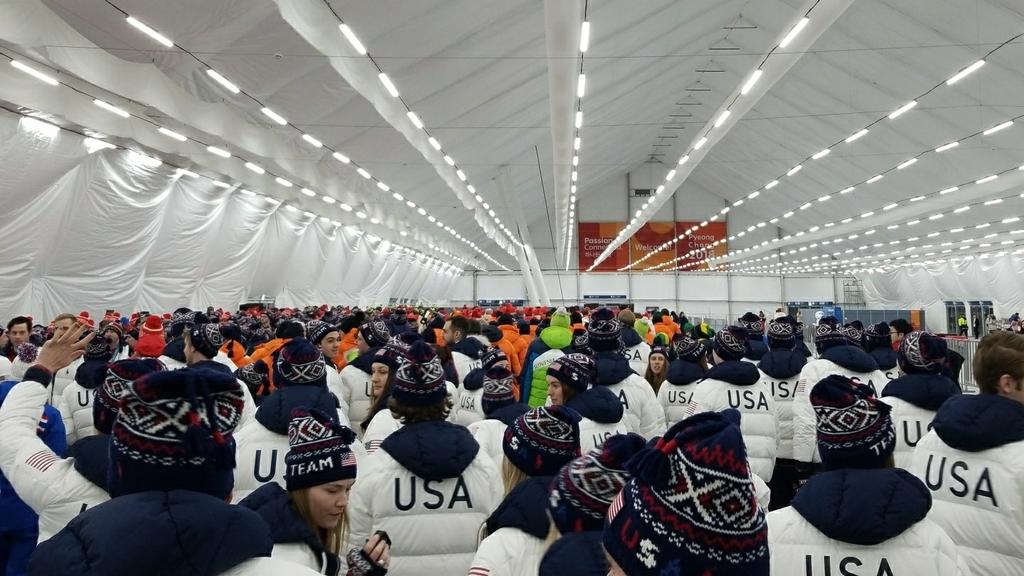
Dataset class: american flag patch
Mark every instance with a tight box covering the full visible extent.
[341,452,357,467]
[608,490,625,521]
[468,567,490,576]
[26,450,59,473]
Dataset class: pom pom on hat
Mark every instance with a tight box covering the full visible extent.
[503,405,581,476]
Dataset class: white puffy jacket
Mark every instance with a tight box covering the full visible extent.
[657,360,705,428]
[363,409,402,453]
[451,351,483,389]
[61,381,97,444]
[622,341,651,377]
[339,360,374,430]
[469,475,552,576]
[908,393,1024,576]
[768,468,971,576]
[0,379,109,540]
[756,349,807,461]
[468,419,506,471]
[51,358,82,398]
[792,346,888,464]
[878,373,961,469]
[592,353,665,439]
[686,361,778,481]
[346,421,499,576]
[451,386,485,426]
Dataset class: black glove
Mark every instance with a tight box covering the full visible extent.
[345,547,387,576]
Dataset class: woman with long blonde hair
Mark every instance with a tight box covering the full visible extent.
[240,408,390,576]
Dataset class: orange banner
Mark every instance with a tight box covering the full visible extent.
[578,221,728,271]
[675,221,728,269]
[630,222,677,269]
[578,222,629,271]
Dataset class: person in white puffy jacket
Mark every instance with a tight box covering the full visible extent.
[443,315,486,387]
[546,353,627,451]
[234,338,357,502]
[757,319,807,509]
[469,405,582,576]
[586,308,665,439]
[338,319,392,432]
[467,371,530,467]
[306,319,348,409]
[686,325,777,482]
[616,309,651,376]
[792,319,887,471]
[60,335,117,445]
[657,337,707,427]
[879,332,961,469]
[157,309,199,370]
[347,342,499,575]
[240,408,390,576]
[769,374,971,576]
[451,347,509,427]
[909,331,1024,576]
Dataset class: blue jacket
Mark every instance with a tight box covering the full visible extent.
[485,476,552,539]
[744,338,769,362]
[821,345,879,373]
[30,490,274,576]
[381,420,480,481]
[792,468,931,545]
[757,348,806,380]
[256,385,340,435]
[869,347,899,372]
[539,532,608,576]
[592,352,635,386]
[666,359,705,386]
[882,373,960,411]
[0,380,66,533]
[239,483,340,576]
[565,386,623,425]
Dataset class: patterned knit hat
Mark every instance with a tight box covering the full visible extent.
[672,336,704,363]
[390,341,447,407]
[649,345,670,362]
[767,320,796,350]
[285,408,357,491]
[359,319,392,348]
[234,361,269,393]
[109,367,244,499]
[83,334,114,361]
[571,329,592,355]
[482,367,517,415]
[604,409,769,576]
[865,322,892,350]
[373,334,417,372]
[843,323,865,348]
[811,374,896,470]
[738,312,764,336]
[481,347,509,371]
[586,307,622,352]
[274,338,327,388]
[503,405,582,476]
[814,319,848,354]
[188,323,224,359]
[713,325,748,362]
[898,331,948,374]
[305,320,338,346]
[548,433,645,534]
[93,358,165,434]
[547,353,594,393]
[169,310,197,338]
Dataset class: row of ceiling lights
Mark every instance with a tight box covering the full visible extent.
[564,13,590,271]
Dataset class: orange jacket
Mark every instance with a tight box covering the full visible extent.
[499,325,527,374]
[571,323,585,333]
[654,322,676,341]
[433,328,446,348]
[495,337,522,376]
[334,328,359,370]
[219,340,248,368]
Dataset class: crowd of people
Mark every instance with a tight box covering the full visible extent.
[0,302,1020,575]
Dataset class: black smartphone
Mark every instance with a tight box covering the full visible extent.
[373,530,392,546]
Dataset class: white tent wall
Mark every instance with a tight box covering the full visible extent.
[0,112,458,320]
[454,271,841,320]
[859,255,1024,332]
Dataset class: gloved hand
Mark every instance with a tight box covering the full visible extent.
[346,532,390,576]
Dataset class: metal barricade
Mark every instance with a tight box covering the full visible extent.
[944,337,980,394]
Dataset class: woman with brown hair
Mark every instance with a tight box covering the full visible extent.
[643,345,670,394]
[240,408,390,576]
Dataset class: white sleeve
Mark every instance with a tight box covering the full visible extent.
[639,383,666,439]
[345,464,377,556]
[468,530,514,576]
[792,365,818,463]
[53,389,77,447]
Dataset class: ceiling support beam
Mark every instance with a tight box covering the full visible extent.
[497,167,550,304]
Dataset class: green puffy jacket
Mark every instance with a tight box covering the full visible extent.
[523,324,573,407]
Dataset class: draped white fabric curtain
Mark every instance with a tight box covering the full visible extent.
[0,112,458,320]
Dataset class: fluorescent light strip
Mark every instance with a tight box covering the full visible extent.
[866,174,884,184]
[261,107,287,125]
[946,60,985,85]
[935,141,959,153]
[301,134,323,148]
[407,111,424,129]
[10,60,58,85]
[356,167,371,179]
[694,136,708,150]
[275,177,293,187]
[812,148,831,160]
[378,73,399,98]
[206,69,239,94]
[206,145,230,158]
[575,111,583,128]
[787,164,803,176]
[976,174,998,184]
[579,21,591,52]
[93,99,130,118]
[779,17,809,48]
[244,162,265,174]
[897,158,917,170]
[125,16,173,47]
[740,69,763,95]
[888,100,918,119]
[157,127,186,142]
[984,120,1013,136]
[338,24,367,54]
[212,181,231,189]
[333,151,350,164]
[845,128,868,143]
[714,110,731,128]
[577,74,586,98]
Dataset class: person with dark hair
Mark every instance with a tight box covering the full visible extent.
[617,309,651,375]
[889,318,914,350]
[546,353,626,451]
[1,316,32,362]
[339,320,393,431]
[738,312,769,362]
[467,370,529,466]
[865,322,900,383]
[451,347,511,426]
[769,375,969,575]
[657,337,707,426]
[496,314,526,376]
[346,341,498,574]
[909,331,1024,575]
[443,315,486,387]
[157,309,199,370]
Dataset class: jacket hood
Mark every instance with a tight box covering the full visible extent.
[821,345,879,373]
[931,393,1024,451]
[540,325,573,351]
[882,373,960,411]
[620,327,642,348]
[744,339,768,361]
[349,346,381,374]
[593,352,636,386]
[255,386,339,434]
[30,490,272,576]
[69,434,110,492]
[161,337,187,362]
[539,532,608,576]
[451,337,486,360]
[239,483,322,552]
[189,359,233,375]
[704,360,760,386]
[869,348,899,371]
[792,468,931,545]
[566,386,624,424]
[488,402,530,426]
[666,360,705,386]
[381,420,480,481]
[758,349,806,380]
[463,367,486,391]
[74,359,109,390]
[485,476,552,539]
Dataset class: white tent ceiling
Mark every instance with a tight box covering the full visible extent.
[3,0,1024,279]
